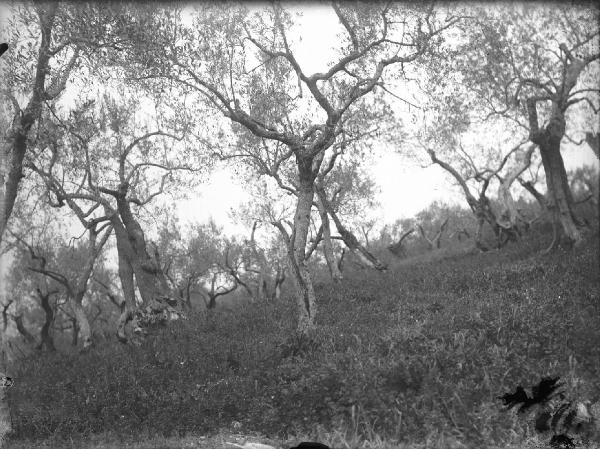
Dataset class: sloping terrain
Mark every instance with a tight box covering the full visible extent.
[7,233,600,449]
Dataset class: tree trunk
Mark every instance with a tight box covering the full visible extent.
[289,178,318,335]
[13,315,36,346]
[427,149,517,249]
[111,216,137,342]
[110,195,174,342]
[116,195,171,303]
[467,196,510,249]
[69,295,91,349]
[1,302,12,333]
[257,273,266,301]
[70,316,79,347]
[0,3,59,245]
[538,137,582,246]
[417,218,448,250]
[315,196,343,282]
[37,291,55,352]
[0,369,12,444]
[388,228,414,258]
[585,131,599,159]
[519,179,549,213]
[67,226,110,350]
[0,132,28,245]
[247,221,271,301]
[317,188,387,271]
[272,265,285,300]
[526,99,583,248]
[207,295,217,309]
[497,144,535,234]
[337,248,346,272]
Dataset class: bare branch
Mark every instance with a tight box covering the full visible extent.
[119,131,184,182]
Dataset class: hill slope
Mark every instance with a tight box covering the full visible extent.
[7,233,600,449]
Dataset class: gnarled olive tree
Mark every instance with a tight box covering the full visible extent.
[114,2,459,334]
[28,94,199,342]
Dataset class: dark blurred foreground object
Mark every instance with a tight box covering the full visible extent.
[290,443,331,449]
[499,376,563,413]
[499,376,599,448]
[0,43,8,57]
[0,373,13,387]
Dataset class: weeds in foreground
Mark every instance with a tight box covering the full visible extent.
[6,234,600,449]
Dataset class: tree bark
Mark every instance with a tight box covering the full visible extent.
[270,151,326,335]
[417,217,449,250]
[207,294,217,310]
[37,290,56,352]
[427,149,517,249]
[13,315,36,346]
[497,144,536,233]
[315,195,343,282]
[116,195,171,303]
[1,3,59,244]
[272,265,285,300]
[109,194,173,342]
[519,179,549,213]
[316,187,387,271]
[247,222,270,301]
[388,228,414,258]
[69,299,90,349]
[526,99,582,247]
[522,42,593,247]
[67,225,111,350]
[1,302,12,333]
[70,316,79,347]
[289,173,318,335]
[113,221,136,342]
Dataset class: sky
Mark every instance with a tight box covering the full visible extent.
[172,4,599,236]
[176,143,598,237]
[172,4,457,235]
[0,2,598,303]
[1,1,599,241]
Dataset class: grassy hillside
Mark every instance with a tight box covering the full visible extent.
[6,231,600,449]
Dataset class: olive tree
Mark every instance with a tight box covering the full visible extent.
[113,2,460,334]
[28,92,202,342]
[0,1,129,244]
[446,4,599,247]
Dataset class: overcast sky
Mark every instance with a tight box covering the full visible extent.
[0,2,598,298]
[173,4,599,236]
[1,2,598,241]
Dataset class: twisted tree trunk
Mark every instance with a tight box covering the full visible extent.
[316,187,387,271]
[110,193,174,342]
[315,195,343,282]
[1,2,78,244]
[271,151,325,335]
[66,225,111,350]
[526,100,582,248]
[70,316,79,347]
[272,265,286,300]
[116,195,171,302]
[388,228,415,258]
[290,173,318,334]
[427,148,518,250]
[37,289,56,352]
[497,144,536,234]
[417,218,449,250]
[13,315,36,346]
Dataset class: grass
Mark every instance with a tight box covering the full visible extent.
[5,230,600,449]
